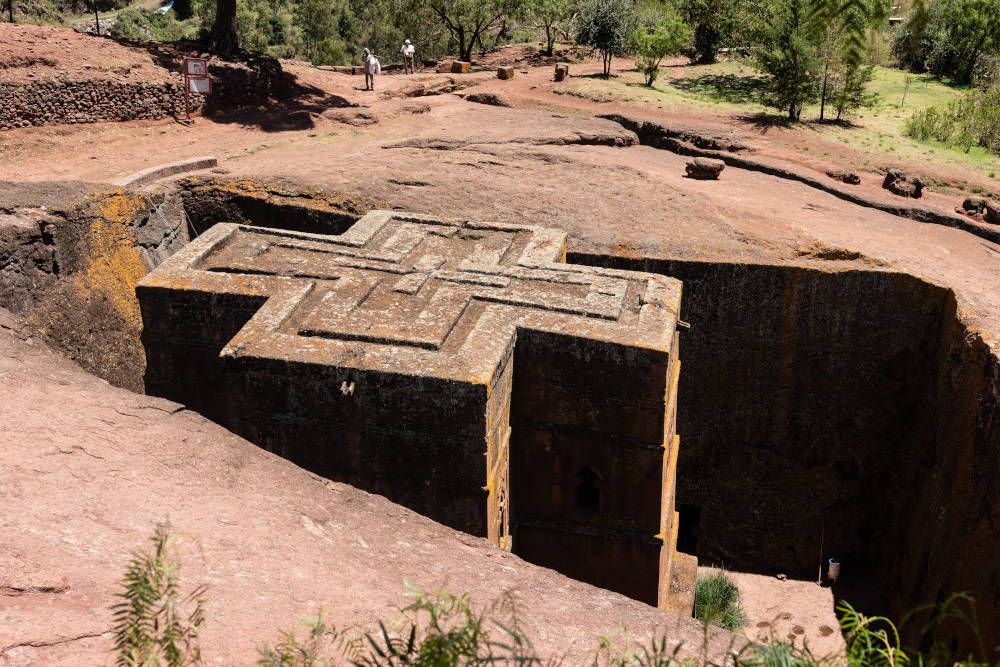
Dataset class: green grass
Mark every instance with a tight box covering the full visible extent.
[558,60,1000,187]
[694,571,746,632]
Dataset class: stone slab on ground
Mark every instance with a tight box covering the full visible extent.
[112,156,219,188]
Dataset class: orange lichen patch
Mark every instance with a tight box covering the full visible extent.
[81,192,150,330]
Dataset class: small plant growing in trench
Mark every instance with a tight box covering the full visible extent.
[694,571,746,632]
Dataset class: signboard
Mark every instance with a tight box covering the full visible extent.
[184,58,208,78]
[188,77,211,94]
[181,57,211,122]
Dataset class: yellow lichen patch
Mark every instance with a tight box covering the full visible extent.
[82,192,150,330]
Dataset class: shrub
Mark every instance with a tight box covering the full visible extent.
[576,0,637,76]
[906,85,1000,153]
[258,587,540,666]
[634,9,693,86]
[110,7,198,41]
[694,571,745,632]
[111,521,207,667]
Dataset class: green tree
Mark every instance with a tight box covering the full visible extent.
[679,0,737,63]
[428,0,526,62]
[811,0,889,119]
[926,0,1000,84]
[294,0,337,60]
[576,0,636,76]
[757,0,821,119]
[533,0,575,56]
[634,8,693,85]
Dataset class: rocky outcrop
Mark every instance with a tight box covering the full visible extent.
[685,158,725,180]
[827,169,861,185]
[0,181,186,390]
[882,168,924,199]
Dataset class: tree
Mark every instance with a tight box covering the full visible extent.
[428,0,526,62]
[809,0,888,119]
[533,0,575,56]
[576,0,636,76]
[757,0,821,120]
[209,0,239,53]
[294,0,337,59]
[892,0,930,71]
[679,0,737,63]
[634,8,693,85]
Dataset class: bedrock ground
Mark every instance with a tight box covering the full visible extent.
[1,32,999,660]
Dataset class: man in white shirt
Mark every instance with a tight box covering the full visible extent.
[400,39,416,75]
[362,48,381,91]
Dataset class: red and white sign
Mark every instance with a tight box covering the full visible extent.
[184,57,208,78]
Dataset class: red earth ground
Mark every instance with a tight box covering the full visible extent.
[2,27,999,663]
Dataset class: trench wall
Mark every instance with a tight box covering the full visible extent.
[0,186,185,390]
[570,254,1000,646]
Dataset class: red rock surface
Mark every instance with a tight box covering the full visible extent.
[0,311,738,665]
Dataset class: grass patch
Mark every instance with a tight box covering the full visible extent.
[694,571,745,632]
[567,60,999,185]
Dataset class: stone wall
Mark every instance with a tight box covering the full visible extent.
[0,77,202,130]
[0,55,293,130]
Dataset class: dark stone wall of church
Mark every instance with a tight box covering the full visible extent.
[509,329,672,605]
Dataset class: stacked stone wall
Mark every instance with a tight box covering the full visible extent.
[0,77,202,130]
[0,55,291,130]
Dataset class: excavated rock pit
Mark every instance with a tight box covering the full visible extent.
[2,178,997,648]
[573,254,1000,648]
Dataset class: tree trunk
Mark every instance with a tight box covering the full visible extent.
[545,25,554,57]
[7,0,14,23]
[819,63,829,121]
[209,0,239,55]
[458,27,471,63]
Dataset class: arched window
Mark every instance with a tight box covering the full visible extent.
[575,467,600,517]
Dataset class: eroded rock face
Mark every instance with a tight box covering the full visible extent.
[685,158,726,180]
[571,253,1000,649]
[882,169,924,198]
[0,182,185,391]
[827,169,861,185]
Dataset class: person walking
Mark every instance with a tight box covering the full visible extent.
[362,48,381,91]
[400,39,416,74]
